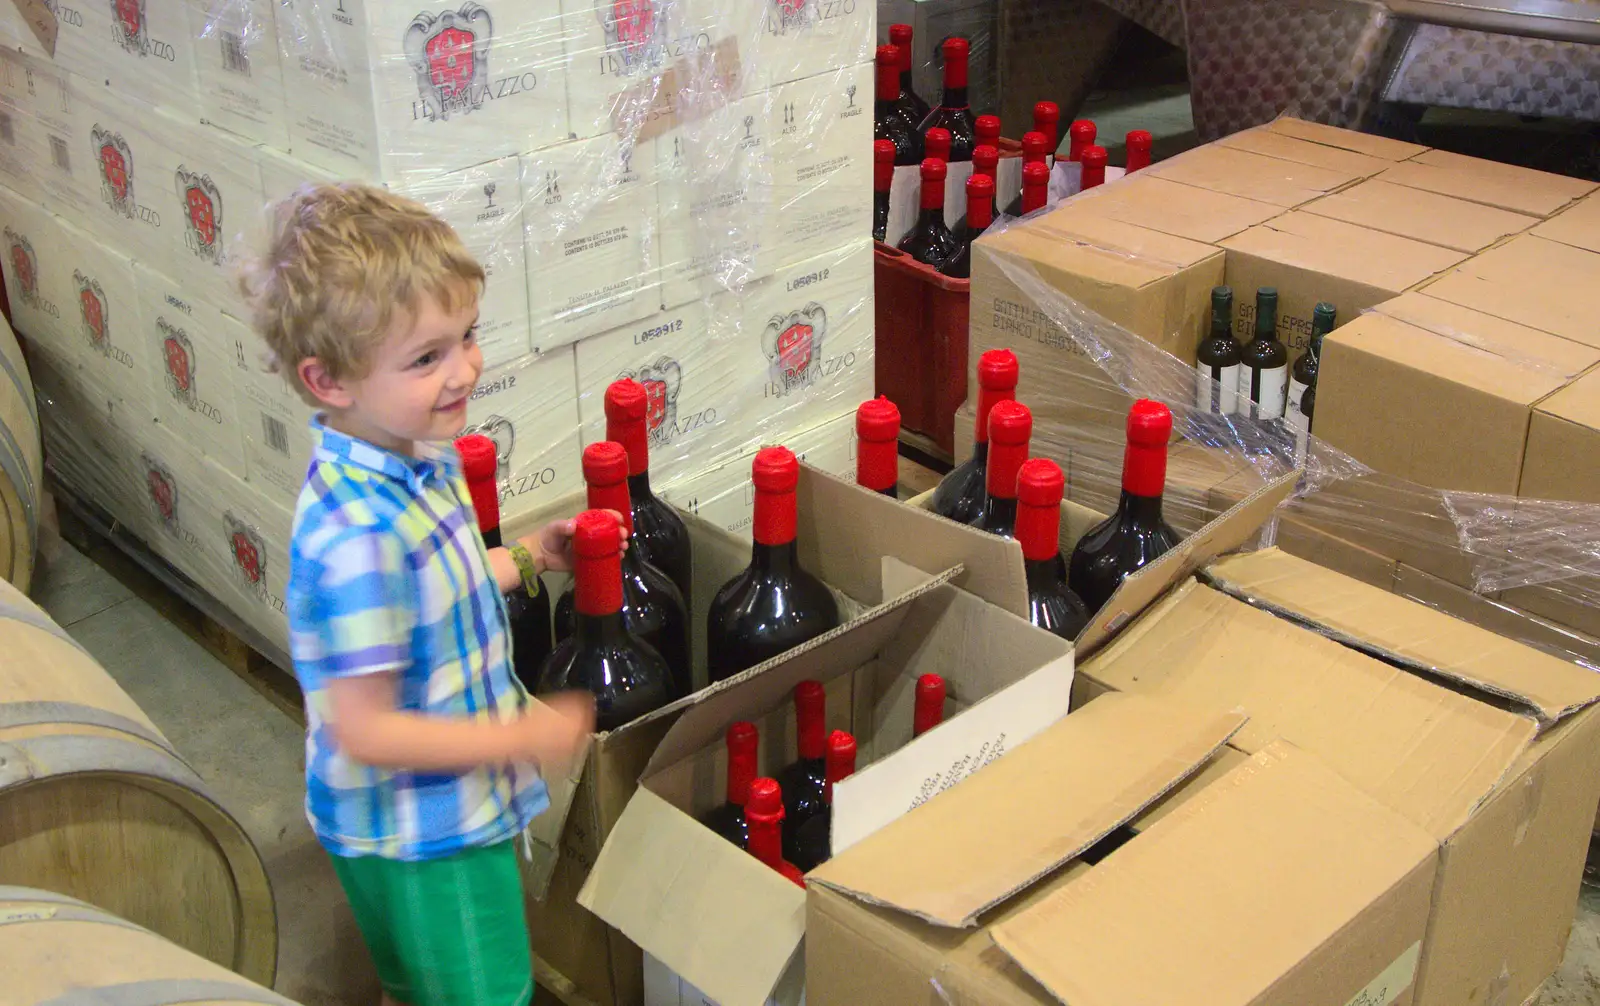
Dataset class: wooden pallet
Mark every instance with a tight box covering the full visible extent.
[51,480,305,725]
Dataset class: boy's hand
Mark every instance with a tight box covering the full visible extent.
[518,691,596,776]
[520,512,628,574]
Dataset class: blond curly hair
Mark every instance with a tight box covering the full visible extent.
[238,182,485,405]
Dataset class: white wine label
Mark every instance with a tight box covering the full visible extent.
[1195,362,1240,415]
[1242,364,1289,421]
[1286,377,1311,431]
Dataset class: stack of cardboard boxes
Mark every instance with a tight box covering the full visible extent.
[0,0,878,649]
[962,116,1600,667]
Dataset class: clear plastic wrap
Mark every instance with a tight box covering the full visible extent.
[0,0,878,651]
[969,201,1600,671]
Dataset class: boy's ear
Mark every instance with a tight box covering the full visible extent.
[298,358,355,410]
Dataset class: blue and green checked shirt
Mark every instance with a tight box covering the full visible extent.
[287,418,548,861]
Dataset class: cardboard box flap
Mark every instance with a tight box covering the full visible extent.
[1378,159,1592,219]
[798,464,1030,619]
[1217,127,1394,178]
[990,741,1439,1006]
[1423,234,1600,351]
[1532,192,1600,254]
[1076,467,1299,655]
[1368,292,1600,380]
[1065,175,1283,244]
[1301,179,1537,254]
[1084,580,1538,838]
[1263,116,1427,161]
[638,567,952,778]
[577,787,804,1006]
[1145,144,1362,208]
[1205,549,1600,723]
[1220,211,1470,295]
[809,692,1246,928]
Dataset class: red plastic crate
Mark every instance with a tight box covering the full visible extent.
[874,240,969,457]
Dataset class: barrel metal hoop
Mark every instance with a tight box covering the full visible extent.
[0,885,98,909]
[0,734,207,792]
[0,701,174,755]
[0,339,39,426]
[37,978,302,1006]
[0,902,152,933]
[0,416,36,543]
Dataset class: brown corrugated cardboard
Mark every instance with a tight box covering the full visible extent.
[1219,212,1470,361]
[1067,440,1251,537]
[1532,191,1600,254]
[514,475,962,1006]
[1261,116,1428,161]
[1423,235,1600,351]
[1065,174,1283,244]
[1316,293,1600,496]
[579,571,1078,1006]
[990,742,1438,1006]
[808,695,1439,1006]
[1112,549,1600,1006]
[1209,473,1402,591]
[1216,125,1398,177]
[1394,564,1600,669]
[968,212,1223,431]
[1144,144,1366,208]
[1301,179,1537,254]
[1378,149,1596,218]
[1503,579,1600,645]
[1522,366,1600,505]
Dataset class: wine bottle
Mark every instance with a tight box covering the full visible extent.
[896,157,961,269]
[1016,458,1089,641]
[914,673,945,737]
[930,348,1017,525]
[1033,101,1060,161]
[888,23,930,125]
[706,448,841,682]
[1068,119,1096,162]
[941,172,993,280]
[778,679,827,860]
[536,511,674,731]
[789,729,857,873]
[1002,131,1050,216]
[554,442,691,698]
[1020,160,1049,214]
[1195,286,1241,416]
[1068,400,1181,616]
[973,399,1032,539]
[916,36,976,162]
[1125,129,1153,172]
[1288,302,1334,451]
[700,721,758,849]
[606,379,692,608]
[747,777,805,887]
[874,45,921,166]
[974,113,1001,151]
[457,433,552,691]
[872,138,894,242]
[1238,287,1289,421]
[855,396,900,497]
[923,126,951,164]
[1080,145,1108,190]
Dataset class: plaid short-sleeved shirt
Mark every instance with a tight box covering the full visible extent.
[288,418,548,861]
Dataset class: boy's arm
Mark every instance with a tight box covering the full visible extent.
[486,514,626,594]
[327,673,594,775]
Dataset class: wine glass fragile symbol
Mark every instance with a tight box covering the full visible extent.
[845,84,856,108]
[483,181,496,207]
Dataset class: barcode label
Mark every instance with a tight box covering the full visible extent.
[262,414,289,455]
[49,135,69,172]
[221,32,251,77]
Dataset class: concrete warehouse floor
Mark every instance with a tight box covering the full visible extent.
[34,500,1600,1006]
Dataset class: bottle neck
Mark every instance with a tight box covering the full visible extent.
[574,548,625,619]
[857,437,898,495]
[920,181,944,214]
[875,62,899,105]
[751,539,799,577]
[481,526,503,550]
[973,386,1014,446]
[941,85,968,110]
[753,486,797,548]
[966,194,993,232]
[575,608,629,647]
[727,748,756,808]
[747,809,784,869]
[1022,183,1047,214]
[796,688,825,761]
[981,496,1017,533]
[1025,554,1065,592]
[986,438,1028,500]
[587,480,635,536]
[610,417,651,479]
[1117,489,1165,527]
[1015,498,1061,564]
[627,470,654,505]
[1122,438,1168,499]
[1209,309,1232,343]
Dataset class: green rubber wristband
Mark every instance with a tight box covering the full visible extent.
[507,542,542,598]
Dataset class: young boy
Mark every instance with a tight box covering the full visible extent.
[241,182,595,1006]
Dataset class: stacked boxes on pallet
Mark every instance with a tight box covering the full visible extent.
[0,0,878,650]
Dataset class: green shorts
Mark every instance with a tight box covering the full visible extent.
[330,840,534,1006]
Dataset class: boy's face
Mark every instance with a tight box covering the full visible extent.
[306,294,483,454]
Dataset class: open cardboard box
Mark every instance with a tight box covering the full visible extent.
[1077,548,1600,1006]
[578,560,1078,1006]
[510,480,962,1006]
[806,692,1441,1006]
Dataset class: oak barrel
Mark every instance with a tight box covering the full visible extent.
[0,576,277,985]
[1,886,298,1006]
[0,312,41,590]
